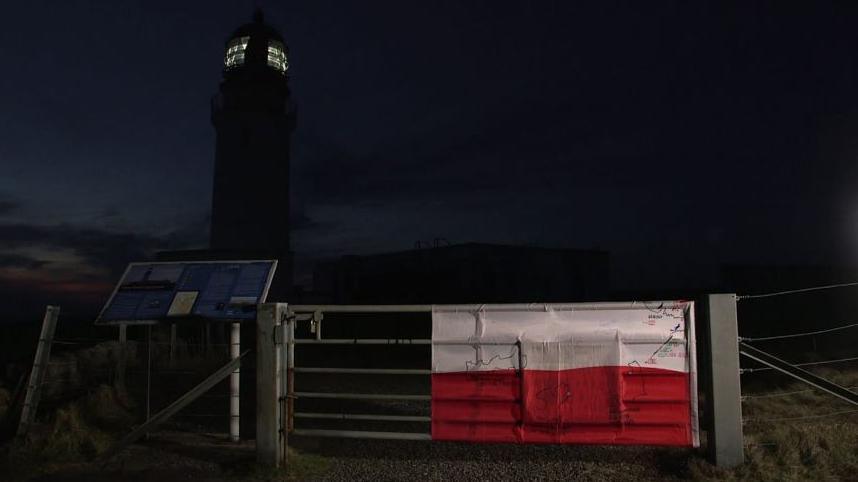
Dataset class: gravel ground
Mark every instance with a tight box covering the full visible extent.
[291,436,695,481]
[15,431,696,481]
[21,432,251,482]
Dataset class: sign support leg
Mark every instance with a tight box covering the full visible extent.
[117,323,127,391]
[145,324,152,440]
[169,323,177,367]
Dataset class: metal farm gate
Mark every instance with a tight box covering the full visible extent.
[287,304,434,442]
[256,301,711,467]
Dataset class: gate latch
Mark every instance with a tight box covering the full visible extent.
[309,310,323,334]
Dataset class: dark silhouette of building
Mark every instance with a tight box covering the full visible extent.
[312,243,610,304]
[209,10,295,288]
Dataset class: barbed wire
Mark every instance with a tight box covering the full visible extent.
[174,413,225,418]
[52,338,115,345]
[743,386,858,400]
[148,341,234,347]
[739,322,858,342]
[46,361,78,366]
[744,409,858,423]
[737,281,858,300]
[49,338,234,347]
[741,356,858,373]
[744,442,778,448]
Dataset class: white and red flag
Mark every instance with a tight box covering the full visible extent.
[431,302,699,446]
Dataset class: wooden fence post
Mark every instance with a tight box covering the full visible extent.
[17,305,60,437]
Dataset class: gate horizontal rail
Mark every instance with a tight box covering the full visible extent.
[294,412,431,422]
[288,301,687,314]
[295,391,431,401]
[297,338,685,346]
[292,429,432,440]
[290,304,433,313]
[294,338,431,345]
[294,367,430,375]
[296,338,534,346]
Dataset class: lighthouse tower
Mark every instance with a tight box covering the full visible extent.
[210,10,295,289]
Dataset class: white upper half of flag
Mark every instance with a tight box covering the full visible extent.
[432,302,693,374]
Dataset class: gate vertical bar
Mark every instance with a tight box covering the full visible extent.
[280,316,288,465]
[229,321,241,442]
[204,322,212,357]
[117,323,127,391]
[17,305,60,438]
[256,303,284,467]
[169,323,177,367]
[702,294,744,468]
[286,315,295,434]
[145,324,152,440]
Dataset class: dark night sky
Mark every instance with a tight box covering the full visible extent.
[2,1,858,319]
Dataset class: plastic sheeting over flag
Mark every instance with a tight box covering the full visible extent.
[431,302,699,447]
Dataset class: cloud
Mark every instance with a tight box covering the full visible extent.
[160,213,210,249]
[0,192,20,217]
[291,210,320,231]
[0,217,209,280]
[0,218,214,321]
[0,223,161,272]
[0,253,47,270]
[0,201,17,216]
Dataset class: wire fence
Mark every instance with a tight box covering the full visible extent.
[737,281,858,300]
[742,385,858,400]
[20,285,858,444]
[738,321,858,342]
[740,356,858,374]
[743,409,858,424]
[24,323,243,436]
[738,282,858,425]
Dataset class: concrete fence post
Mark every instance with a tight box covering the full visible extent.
[702,294,744,468]
[256,303,285,467]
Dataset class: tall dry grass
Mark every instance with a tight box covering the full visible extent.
[2,384,135,478]
[690,367,858,481]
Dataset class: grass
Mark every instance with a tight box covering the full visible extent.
[284,448,332,480]
[226,447,332,481]
[0,386,10,422]
[688,367,858,481]
[1,384,135,479]
[0,380,333,481]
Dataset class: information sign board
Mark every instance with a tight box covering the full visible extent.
[95,260,277,324]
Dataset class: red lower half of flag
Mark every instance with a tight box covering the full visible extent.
[431,366,692,446]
